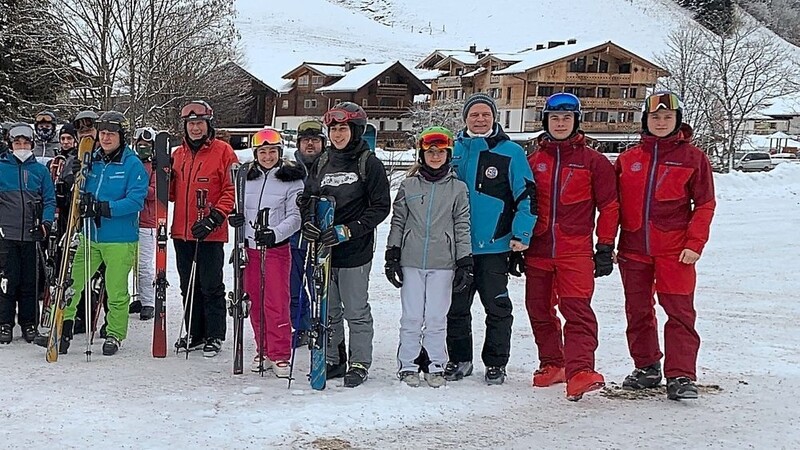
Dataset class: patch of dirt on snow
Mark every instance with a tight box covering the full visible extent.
[311,437,353,449]
[600,382,723,400]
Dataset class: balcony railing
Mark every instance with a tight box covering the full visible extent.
[565,72,633,83]
[363,105,409,117]
[377,83,408,96]
[437,76,463,88]
[524,121,543,132]
[581,122,642,133]
[525,96,642,110]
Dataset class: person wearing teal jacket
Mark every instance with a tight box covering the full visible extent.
[444,93,537,385]
[61,111,148,356]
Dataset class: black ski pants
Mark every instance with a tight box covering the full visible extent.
[174,239,226,341]
[0,240,39,327]
[446,252,513,367]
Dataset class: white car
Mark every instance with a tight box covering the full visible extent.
[770,153,799,168]
[734,152,772,172]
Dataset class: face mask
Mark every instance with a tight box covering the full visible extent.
[137,143,153,160]
[13,150,32,161]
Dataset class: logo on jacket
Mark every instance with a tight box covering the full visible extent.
[631,162,643,172]
[536,163,547,173]
[485,166,498,179]
[321,172,358,187]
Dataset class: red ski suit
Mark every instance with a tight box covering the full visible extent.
[615,124,715,380]
[524,133,619,379]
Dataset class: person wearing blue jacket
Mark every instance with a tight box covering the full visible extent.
[60,111,148,356]
[445,93,537,385]
[0,124,56,344]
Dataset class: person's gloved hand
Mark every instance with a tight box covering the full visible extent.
[593,244,614,278]
[191,209,225,241]
[301,222,321,242]
[453,256,474,293]
[79,192,97,218]
[320,225,350,247]
[255,227,277,248]
[70,157,81,175]
[508,251,525,277]
[30,221,51,242]
[228,211,245,228]
[384,246,403,288]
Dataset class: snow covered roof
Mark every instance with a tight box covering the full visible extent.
[307,64,346,77]
[316,61,431,94]
[412,68,446,82]
[759,94,800,117]
[493,41,611,75]
[462,67,486,78]
[278,79,295,94]
[741,134,800,151]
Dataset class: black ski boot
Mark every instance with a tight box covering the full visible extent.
[326,340,348,379]
[33,332,49,347]
[139,306,154,321]
[102,336,120,356]
[59,320,74,354]
[444,361,473,381]
[21,324,37,343]
[129,300,142,314]
[175,336,204,353]
[485,366,507,385]
[667,377,698,400]
[203,338,222,358]
[623,362,663,390]
[343,363,369,387]
[0,324,12,344]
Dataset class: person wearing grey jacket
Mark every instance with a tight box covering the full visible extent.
[385,127,472,388]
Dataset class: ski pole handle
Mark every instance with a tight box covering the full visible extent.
[256,207,270,230]
[196,189,208,219]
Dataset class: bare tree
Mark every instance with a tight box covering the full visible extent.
[406,97,465,137]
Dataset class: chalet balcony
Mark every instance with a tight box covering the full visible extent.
[377,83,409,96]
[363,105,410,118]
[438,76,468,89]
[524,121,543,132]
[526,96,546,108]
[581,122,642,133]
[526,96,642,110]
[565,72,633,83]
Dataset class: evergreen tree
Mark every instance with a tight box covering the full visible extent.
[679,0,735,34]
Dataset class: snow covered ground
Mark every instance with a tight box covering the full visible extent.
[1,165,800,448]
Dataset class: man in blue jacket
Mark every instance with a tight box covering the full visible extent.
[0,124,56,344]
[60,111,148,356]
[446,93,537,384]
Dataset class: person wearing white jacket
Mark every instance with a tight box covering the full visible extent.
[228,128,304,377]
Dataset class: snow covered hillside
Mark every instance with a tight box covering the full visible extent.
[1,165,799,448]
[234,0,701,87]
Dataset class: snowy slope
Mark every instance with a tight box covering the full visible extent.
[1,165,800,448]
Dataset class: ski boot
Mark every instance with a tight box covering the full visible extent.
[623,362,663,390]
[139,306,155,321]
[485,366,507,385]
[444,361,473,381]
[667,377,699,400]
[21,324,37,343]
[0,324,12,344]
[343,363,369,388]
[129,300,142,314]
[533,365,566,387]
[59,320,74,354]
[399,371,420,387]
[102,336,120,356]
[203,338,222,358]
[175,336,204,353]
[566,370,605,401]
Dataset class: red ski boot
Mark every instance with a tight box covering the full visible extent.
[566,370,605,401]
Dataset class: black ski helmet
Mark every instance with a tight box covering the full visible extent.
[96,110,130,143]
[34,110,57,142]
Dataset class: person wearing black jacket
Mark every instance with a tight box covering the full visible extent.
[300,103,391,388]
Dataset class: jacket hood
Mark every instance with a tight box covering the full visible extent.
[640,123,694,148]
[275,159,306,182]
[330,139,370,161]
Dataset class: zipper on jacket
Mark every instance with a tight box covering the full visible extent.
[550,147,562,258]
[644,143,659,255]
[182,155,203,238]
[18,162,26,241]
[421,182,437,269]
[655,166,670,191]
[257,167,273,238]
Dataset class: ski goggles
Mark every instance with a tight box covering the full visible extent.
[418,131,454,151]
[181,101,214,120]
[134,127,155,142]
[35,114,55,125]
[323,109,363,126]
[251,128,283,148]
[96,120,124,133]
[74,118,96,131]
[543,93,582,112]
[298,120,324,135]
[644,92,683,113]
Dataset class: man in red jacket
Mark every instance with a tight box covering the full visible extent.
[616,91,715,400]
[170,101,237,357]
[523,93,619,401]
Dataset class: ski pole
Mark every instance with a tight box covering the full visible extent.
[254,207,270,376]
[288,244,314,389]
[179,189,207,358]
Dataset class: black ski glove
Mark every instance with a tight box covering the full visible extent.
[384,246,403,288]
[29,221,50,242]
[320,225,350,247]
[593,244,614,278]
[79,192,97,218]
[191,209,225,241]
[98,201,111,218]
[453,256,474,293]
[301,222,321,242]
[508,251,525,277]
[255,227,277,248]
[228,211,245,228]
[70,157,81,175]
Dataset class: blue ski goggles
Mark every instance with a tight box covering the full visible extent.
[543,93,582,113]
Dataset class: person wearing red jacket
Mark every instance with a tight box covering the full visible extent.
[170,101,237,357]
[523,93,619,401]
[616,91,715,401]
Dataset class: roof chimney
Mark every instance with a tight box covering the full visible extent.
[344,59,352,72]
[567,38,577,45]
[548,41,565,49]
[536,44,545,51]
[469,44,477,53]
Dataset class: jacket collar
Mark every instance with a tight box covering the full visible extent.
[536,131,587,153]
[640,123,693,151]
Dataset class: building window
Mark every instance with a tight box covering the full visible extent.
[568,56,586,73]
[334,98,341,105]
[298,75,309,86]
[396,121,403,131]
[280,122,288,130]
[303,99,317,109]
[537,86,554,97]
[312,76,324,85]
[595,111,609,122]
[619,63,632,74]
[362,99,368,107]
[505,111,511,128]
[597,87,611,98]
[490,88,501,99]
[506,87,512,103]
[629,88,638,98]
[379,121,385,131]
[281,100,289,109]
[384,76,391,83]
[455,68,463,76]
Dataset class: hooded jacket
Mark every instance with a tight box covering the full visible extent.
[0,153,56,241]
[243,159,305,247]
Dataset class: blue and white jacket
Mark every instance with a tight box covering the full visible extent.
[452,124,537,255]
[0,153,56,241]
[82,146,148,243]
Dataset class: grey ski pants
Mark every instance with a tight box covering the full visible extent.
[327,261,373,368]
[397,267,453,373]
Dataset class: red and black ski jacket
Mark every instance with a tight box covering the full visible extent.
[526,132,619,258]
[615,124,716,256]
[169,137,237,242]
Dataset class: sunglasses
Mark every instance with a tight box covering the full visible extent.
[251,128,282,147]
[644,92,682,113]
[323,109,362,126]
[134,128,155,142]
[419,132,454,151]
[96,120,123,133]
[181,101,213,120]
[545,93,581,112]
